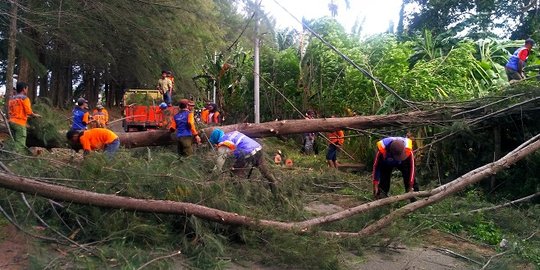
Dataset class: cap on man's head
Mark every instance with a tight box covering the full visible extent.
[526,38,535,46]
[209,129,224,145]
[179,99,189,105]
[77,98,88,106]
[96,104,104,109]
[159,102,168,109]
[188,100,195,106]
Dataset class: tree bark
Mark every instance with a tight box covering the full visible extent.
[118,110,446,148]
[5,0,18,113]
[0,111,442,149]
[38,48,49,99]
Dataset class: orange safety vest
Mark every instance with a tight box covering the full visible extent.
[92,111,108,128]
[207,111,220,124]
[328,130,344,145]
[201,109,209,124]
[201,109,220,124]
[92,108,109,123]
[376,137,413,159]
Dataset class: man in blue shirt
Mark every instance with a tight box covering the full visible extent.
[71,98,90,131]
[505,39,534,81]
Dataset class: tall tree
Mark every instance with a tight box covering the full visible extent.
[1,0,243,108]
[4,0,18,113]
[405,0,540,38]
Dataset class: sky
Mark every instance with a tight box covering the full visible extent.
[261,0,403,36]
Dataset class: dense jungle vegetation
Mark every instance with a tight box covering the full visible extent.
[0,0,539,269]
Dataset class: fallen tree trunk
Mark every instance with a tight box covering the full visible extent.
[0,169,430,232]
[2,110,444,149]
[0,133,538,236]
[119,110,446,148]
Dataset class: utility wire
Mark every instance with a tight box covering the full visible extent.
[257,72,357,161]
[227,10,257,51]
[271,0,418,110]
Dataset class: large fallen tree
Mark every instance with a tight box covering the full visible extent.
[1,92,539,149]
[0,133,538,236]
[119,110,448,148]
[120,93,540,148]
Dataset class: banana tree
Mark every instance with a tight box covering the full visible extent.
[193,48,250,122]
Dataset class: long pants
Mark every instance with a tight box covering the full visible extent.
[163,92,172,105]
[177,136,193,156]
[377,156,419,197]
[505,67,524,81]
[9,122,27,152]
[234,151,278,193]
[104,139,120,158]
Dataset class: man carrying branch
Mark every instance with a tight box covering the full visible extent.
[372,137,419,200]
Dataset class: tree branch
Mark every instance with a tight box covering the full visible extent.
[356,134,540,236]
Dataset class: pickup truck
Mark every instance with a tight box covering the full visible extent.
[122,89,177,132]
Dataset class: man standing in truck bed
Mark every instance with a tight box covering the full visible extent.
[157,70,173,105]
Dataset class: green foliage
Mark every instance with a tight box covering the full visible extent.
[405,0,538,39]
[469,219,503,245]
[400,41,481,101]
[27,102,68,146]
[124,91,161,106]
[344,35,413,114]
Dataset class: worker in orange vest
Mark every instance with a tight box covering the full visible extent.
[372,137,419,200]
[326,122,344,168]
[167,70,175,91]
[66,128,120,158]
[8,82,41,152]
[201,103,220,125]
[91,104,109,128]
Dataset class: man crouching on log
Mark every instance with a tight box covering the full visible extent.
[372,137,419,201]
[209,128,278,193]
